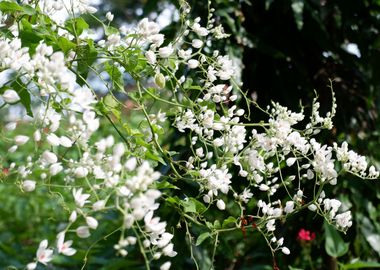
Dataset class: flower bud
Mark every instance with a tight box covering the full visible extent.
[22,180,36,192]
[158,44,173,58]
[155,73,166,89]
[26,262,37,270]
[2,89,20,103]
[106,12,114,21]
[8,145,17,153]
[60,136,73,147]
[74,167,88,178]
[281,247,290,255]
[76,226,90,238]
[145,50,157,65]
[5,122,17,131]
[92,200,106,211]
[33,130,41,142]
[160,261,171,270]
[216,199,225,210]
[49,163,63,176]
[41,151,58,164]
[192,39,203,48]
[14,135,29,146]
[47,133,60,146]
[188,59,199,69]
[86,216,99,229]
[69,210,77,223]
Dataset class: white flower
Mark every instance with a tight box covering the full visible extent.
[33,130,41,142]
[144,211,167,234]
[8,145,18,153]
[5,122,17,131]
[60,136,73,147]
[14,135,29,145]
[57,232,76,256]
[266,219,276,231]
[188,59,199,69]
[160,262,171,270]
[286,157,297,167]
[92,200,106,211]
[106,12,114,22]
[73,188,90,207]
[145,50,157,65]
[26,262,37,270]
[335,211,352,229]
[203,194,211,203]
[192,39,203,48]
[157,232,173,248]
[41,151,58,164]
[49,163,63,176]
[74,166,89,178]
[216,199,226,210]
[107,34,121,46]
[158,44,174,58]
[162,243,177,257]
[22,180,36,192]
[192,23,208,36]
[239,188,253,203]
[148,34,165,47]
[86,216,99,229]
[84,6,97,14]
[36,239,53,265]
[69,210,77,223]
[47,133,60,146]
[138,18,160,37]
[308,204,317,211]
[281,247,290,255]
[76,226,91,238]
[259,184,270,191]
[195,147,204,158]
[2,89,20,103]
[284,201,294,214]
[125,157,137,171]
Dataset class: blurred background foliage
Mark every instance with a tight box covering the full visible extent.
[2,0,380,269]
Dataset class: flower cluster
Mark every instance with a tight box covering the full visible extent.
[0,0,378,269]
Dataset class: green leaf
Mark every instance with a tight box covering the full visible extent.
[104,62,124,91]
[213,220,221,229]
[195,232,211,246]
[0,2,35,15]
[105,26,119,36]
[182,199,197,213]
[222,216,237,228]
[324,221,349,258]
[144,150,166,165]
[65,17,89,36]
[57,37,76,53]
[166,196,180,206]
[76,42,98,85]
[10,80,33,117]
[103,94,119,109]
[154,181,179,190]
[341,260,380,269]
[19,30,43,48]
[182,198,206,213]
[0,2,23,12]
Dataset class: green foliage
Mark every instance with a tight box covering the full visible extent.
[324,221,349,258]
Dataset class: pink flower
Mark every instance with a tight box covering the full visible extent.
[36,240,53,265]
[57,232,76,256]
[297,228,316,241]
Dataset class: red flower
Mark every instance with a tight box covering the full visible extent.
[297,228,316,241]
